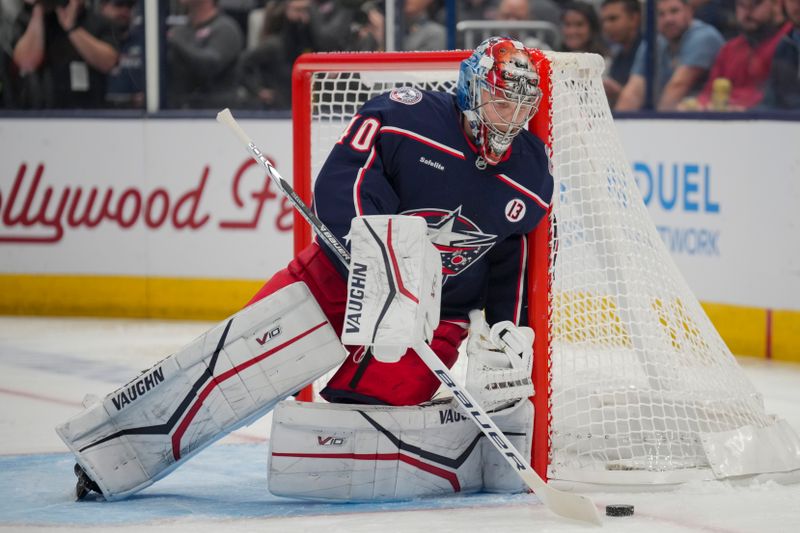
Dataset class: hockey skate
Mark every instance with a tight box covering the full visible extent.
[74,463,101,501]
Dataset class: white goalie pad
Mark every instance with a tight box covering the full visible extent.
[341,215,441,362]
[55,282,346,500]
[268,398,483,501]
[466,310,534,412]
[268,397,534,500]
[481,399,535,493]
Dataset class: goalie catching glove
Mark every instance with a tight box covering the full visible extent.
[465,310,534,412]
[341,215,441,362]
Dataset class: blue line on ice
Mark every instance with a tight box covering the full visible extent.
[0,443,539,526]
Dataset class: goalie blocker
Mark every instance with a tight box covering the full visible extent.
[341,215,441,362]
[56,282,346,500]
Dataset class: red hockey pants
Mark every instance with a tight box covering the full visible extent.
[247,243,467,406]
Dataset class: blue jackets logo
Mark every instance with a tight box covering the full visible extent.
[403,206,497,280]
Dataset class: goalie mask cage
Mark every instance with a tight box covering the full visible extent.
[291,50,800,488]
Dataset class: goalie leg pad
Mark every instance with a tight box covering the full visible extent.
[56,282,347,500]
[481,399,534,493]
[268,397,484,501]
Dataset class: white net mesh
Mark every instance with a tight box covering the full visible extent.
[308,70,460,181]
[300,52,797,486]
[543,53,774,484]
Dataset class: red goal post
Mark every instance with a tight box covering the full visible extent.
[291,50,553,480]
[290,50,800,489]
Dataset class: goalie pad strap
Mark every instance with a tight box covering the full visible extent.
[56,282,347,500]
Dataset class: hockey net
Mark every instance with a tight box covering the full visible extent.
[291,50,800,487]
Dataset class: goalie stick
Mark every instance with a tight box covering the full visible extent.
[215,108,603,526]
[216,109,350,270]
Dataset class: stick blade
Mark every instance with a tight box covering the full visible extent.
[542,490,603,526]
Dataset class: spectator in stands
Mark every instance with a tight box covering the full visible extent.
[101,0,144,108]
[275,0,323,55]
[299,0,376,52]
[11,0,119,108]
[1,51,9,108]
[689,0,790,110]
[530,0,562,28]
[1,0,16,107]
[167,0,243,109]
[492,0,552,49]
[460,0,496,20]
[690,0,738,38]
[559,1,607,55]
[601,0,641,106]
[615,0,724,111]
[403,0,446,50]
[332,0,385,51]
[217,0,258,37]
[353,1,386,51]
[497,0,530,21]
[238,0,297,109]
[1,51,13,109]
[453,0,497,47]
[762,0,800,108]
[238,0,333,109]
[0,0,17,45]
[501,0,562,28]
[493,0,562,48]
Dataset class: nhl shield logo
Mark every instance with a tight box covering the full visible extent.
[390,87,423,105]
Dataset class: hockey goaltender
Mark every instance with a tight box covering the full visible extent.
[56,37,556,504]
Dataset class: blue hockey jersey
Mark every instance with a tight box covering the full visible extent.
[313,88,554,327]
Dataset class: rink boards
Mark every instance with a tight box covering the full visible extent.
[0,116,798,360]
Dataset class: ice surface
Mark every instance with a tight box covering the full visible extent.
[1,316,799,532]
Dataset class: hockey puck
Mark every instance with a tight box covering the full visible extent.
[606,504,634,517]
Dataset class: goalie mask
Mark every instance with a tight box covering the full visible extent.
[457,37,542,167]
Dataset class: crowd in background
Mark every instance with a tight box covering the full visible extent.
[0,0,798,111]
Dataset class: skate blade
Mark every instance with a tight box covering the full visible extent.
[73,463,100,501]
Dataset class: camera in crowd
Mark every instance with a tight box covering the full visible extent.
[346,0,383,26]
